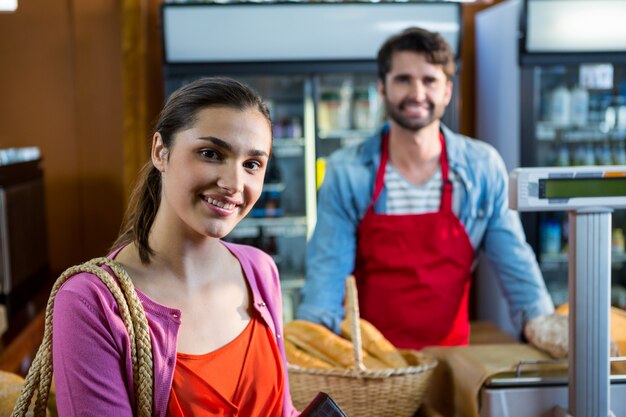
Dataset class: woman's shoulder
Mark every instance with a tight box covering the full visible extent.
[54,265,121,312]
[221,240,275,265]
[221,241,280,289]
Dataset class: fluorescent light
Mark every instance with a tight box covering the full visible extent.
[0,0,17,12]
[527,0,626,52]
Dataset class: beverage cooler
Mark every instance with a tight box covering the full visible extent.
[475,0,626,335]
[161,1,462,321]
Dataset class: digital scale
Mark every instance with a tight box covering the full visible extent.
[509,166,626,417]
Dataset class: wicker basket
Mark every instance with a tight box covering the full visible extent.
[287,277,438,417]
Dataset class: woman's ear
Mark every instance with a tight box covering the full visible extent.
[152,133,167,172]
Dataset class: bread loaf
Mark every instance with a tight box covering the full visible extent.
[340,318,408,368]
[284,320,388,370]
[556,303,626,355]
[284,339,335,369]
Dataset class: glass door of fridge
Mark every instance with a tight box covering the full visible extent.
[314,73,383,190]
[529,63,626,309]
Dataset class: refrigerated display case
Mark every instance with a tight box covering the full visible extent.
[161,1,462,321]
[476,0,626,335]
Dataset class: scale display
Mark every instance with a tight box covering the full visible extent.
[510,166,626,211]
[540,177,626,199]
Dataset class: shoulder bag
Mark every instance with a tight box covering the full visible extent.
[10,257,153,417]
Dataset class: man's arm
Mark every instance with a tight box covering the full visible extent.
[296,157,362,333]
[480,151,555,332]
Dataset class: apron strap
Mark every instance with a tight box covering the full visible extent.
[369,131,390,211]
[439,132,453,213]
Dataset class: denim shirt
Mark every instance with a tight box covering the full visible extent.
[297,124,554,336]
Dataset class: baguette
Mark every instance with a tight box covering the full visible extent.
[341,318,408,368]
[284,339,335,369]
[284,320,388,370]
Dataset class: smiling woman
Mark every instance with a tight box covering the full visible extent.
[152,106,271,242]
[46,77,300,417]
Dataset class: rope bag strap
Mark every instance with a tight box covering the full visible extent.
[10,257,154,417]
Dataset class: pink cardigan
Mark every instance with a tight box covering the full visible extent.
[52,241,299,417]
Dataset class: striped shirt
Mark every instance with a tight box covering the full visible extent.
[384,163,462,215]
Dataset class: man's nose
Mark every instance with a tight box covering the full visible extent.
[408,80,426,100]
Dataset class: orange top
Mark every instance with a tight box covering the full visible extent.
[167,314,284,417]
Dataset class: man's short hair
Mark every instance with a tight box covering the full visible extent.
[377,27,456,81]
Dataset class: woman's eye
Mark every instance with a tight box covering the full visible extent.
[244,160,262,171]
[199,149,219,160]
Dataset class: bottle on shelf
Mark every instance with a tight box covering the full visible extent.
[549,85,572,128]
[570,85,589,128]
[272,120,286,139]
[572,143,587,166]
[596,140,613,165]
[352,89,374,130]
[612,228,625,255]
[540,217,562,256]
[351,80,381,131]
[616,95,626,131]
[286,117,302,138]
[583,142,595,165]
[556,143,570,167]
[602,105,617,133]
[614,140,626,165]
[318,90,350,132]
[252,159,284,218]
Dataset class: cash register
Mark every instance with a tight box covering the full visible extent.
[479,166,626,417]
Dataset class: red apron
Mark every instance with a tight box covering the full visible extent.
[353,132,474,350]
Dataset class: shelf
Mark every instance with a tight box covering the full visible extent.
[272,138,305,158]
[540,251,626,270]
[280,275,305,290]
[263,183,286,193]
[535,122,626,142]
[318,128,374,141]
[229,216,307,239]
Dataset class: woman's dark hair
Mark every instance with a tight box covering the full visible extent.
[377,26,456,81]
[111,76,272,263]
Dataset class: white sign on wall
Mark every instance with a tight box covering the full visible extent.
[0,0,17,12]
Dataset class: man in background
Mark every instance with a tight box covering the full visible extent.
[297,26,562,354]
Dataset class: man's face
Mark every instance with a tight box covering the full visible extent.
[379,51,453,132]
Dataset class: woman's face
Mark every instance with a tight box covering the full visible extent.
[152,106,272,239]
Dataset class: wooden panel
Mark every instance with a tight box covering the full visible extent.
[72,0,125,259]
[0,0,81,273]
[460,2,501,137]
[0,0,125,275]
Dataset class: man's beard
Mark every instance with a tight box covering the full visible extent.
[385,98,441,132]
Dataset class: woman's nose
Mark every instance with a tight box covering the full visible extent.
[216,165,243,193]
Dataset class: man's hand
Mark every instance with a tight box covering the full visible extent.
[524,313,621,359]
[524,313,569,358]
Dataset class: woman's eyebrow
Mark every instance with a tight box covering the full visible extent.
[198,136,269,158]
[198,136,231,150]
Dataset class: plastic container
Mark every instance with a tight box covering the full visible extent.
[352,89,375,130]
[319,90,350,132]
[556,144,570,167]
[570,85,589,127]
[612,228,625,255]
[549,85,571,127]
[540,218,562,255]
[614,141,626,165]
